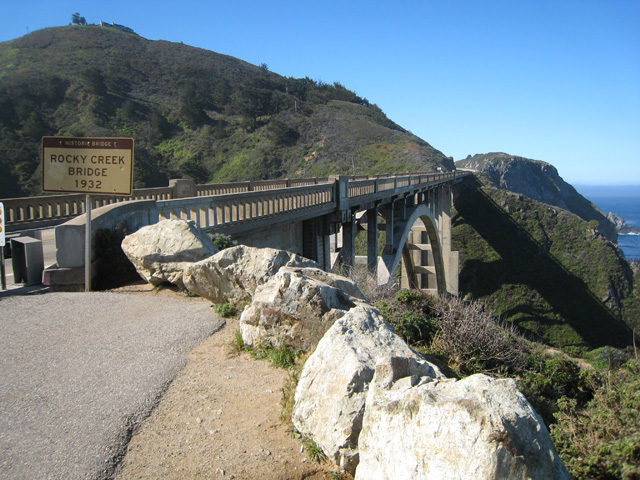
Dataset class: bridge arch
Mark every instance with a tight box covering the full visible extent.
[378,203,447,295]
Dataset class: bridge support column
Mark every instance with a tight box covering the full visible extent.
[367,206,378,279]
[440,182,458,296]
[402,223,437,293]
[341,212,356,277]
[381,204,395,254]
[302,217,331,271]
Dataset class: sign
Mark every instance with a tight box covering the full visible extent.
[0,202,4,247]
[42,137,134,195]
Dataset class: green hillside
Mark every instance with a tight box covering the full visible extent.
[453,176,639,353]
[0,26,452,198]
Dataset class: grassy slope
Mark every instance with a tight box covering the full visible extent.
[452,176,638,353]
[0,26,452,197]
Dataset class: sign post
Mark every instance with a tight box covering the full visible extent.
[85,195,92,291]
[42,137,134,291]
[0,202,5,290]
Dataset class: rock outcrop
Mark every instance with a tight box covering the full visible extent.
[292,306,443,473]
[608,212,640,235]
[182,246,317,305]
[456,153,617,242]
[355,366,569,480]
[240,266,368,351]
[121,219,219,289]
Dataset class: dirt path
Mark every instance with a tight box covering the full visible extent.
[113,284,342,480]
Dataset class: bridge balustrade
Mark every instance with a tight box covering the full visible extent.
[2,186,174,232]
[157,183,335,232]
[3,171,466,233]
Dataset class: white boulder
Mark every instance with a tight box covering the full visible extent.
[355,369,570,480]
[240,267,368,351]
[121,219,219,289]
[182,246,317,305]
[292,306,442,473]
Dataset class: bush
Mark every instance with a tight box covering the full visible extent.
[517,352,594,426]
[586,346,633,371]
[376,289,438,346]
[212,303,237,318]
[250,344,301,369]
[209,233,236,250]
[551,360,640,479]
[430,296,531,374]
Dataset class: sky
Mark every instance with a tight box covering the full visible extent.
[1,0,639,186]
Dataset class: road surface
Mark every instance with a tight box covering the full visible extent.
[0,291,224,479]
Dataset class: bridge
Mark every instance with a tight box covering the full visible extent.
[3,171,471,295]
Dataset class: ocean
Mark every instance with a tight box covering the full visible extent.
[576,185,640,263]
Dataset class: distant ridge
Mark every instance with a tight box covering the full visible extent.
[456,153,617,242]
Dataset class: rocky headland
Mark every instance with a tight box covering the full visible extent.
[456,153,618,242]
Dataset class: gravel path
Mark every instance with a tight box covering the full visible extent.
[0,291,224,480]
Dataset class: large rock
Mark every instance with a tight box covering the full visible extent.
[182,246,318,305]
[240,267,367,351]
[121,219,219,289]
[356,367,569,480]
[292,306,442,473]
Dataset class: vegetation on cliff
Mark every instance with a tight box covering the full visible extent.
[452,176,638,354]
[456,153,618,242]
[0,26,451,198]
[377,288,639,479]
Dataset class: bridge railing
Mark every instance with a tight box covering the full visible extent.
[2,185,174,232]
[195,178,329,196]
[158,182,335,231]
[347,172,460,199]
[3,171,468,232]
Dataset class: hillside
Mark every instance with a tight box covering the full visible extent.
[452,175,639,353]
[0,26,452,198]
[456,153,617,242]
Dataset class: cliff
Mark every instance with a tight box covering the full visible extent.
[452,175,639,352]
[456,153,617,242]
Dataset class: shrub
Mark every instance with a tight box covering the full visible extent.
[208,233,236,250]
[430,296,531,374]
[212,303,237,318]
[551,360,640,479]
[249,344,300,369]
[517,351,594,426]
[280,370,299,423]
[376,289,438,346]
[229,328,245,355]
[289,429,327,463]
[586,346,633,371]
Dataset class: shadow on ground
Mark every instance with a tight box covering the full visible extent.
[454,176,631,350]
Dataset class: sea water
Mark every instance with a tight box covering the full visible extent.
[576,185,640,262]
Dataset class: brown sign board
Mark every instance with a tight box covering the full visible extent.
[42,137,134,195]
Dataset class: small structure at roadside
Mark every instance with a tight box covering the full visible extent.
[99,21,136,34]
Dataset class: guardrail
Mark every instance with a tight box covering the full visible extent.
[155,172,466,236]
[159,182,336,232]
[2,186,174,232]
[2,172,469,233]
[346,173,457,198]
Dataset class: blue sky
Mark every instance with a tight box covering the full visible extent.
[1,0,639,185]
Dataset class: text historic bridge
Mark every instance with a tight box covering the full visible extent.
[3,171,471,295]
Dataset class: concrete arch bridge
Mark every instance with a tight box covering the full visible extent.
[16,172,470,294]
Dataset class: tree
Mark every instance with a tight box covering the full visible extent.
[71,13,87,25]
[81,67,107,96]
